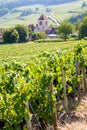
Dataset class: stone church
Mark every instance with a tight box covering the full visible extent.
[28,14,59,38]
[34,14,49,33]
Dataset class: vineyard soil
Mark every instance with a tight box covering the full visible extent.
[58,92,87,130]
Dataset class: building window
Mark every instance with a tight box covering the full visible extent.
[45,21,47,25]
[39,21,42,25]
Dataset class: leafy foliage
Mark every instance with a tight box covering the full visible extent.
[78,16,87,39]
[15,25,29,43]
[32,32,47,41]
[3,28,19,43]
[57,22,73,41]
[3,25,33,44]
[69,13,87,23]
[0,41,87,129]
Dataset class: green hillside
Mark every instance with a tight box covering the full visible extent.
[0,0,87,28]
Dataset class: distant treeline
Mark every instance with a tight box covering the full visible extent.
[69,13,87,23]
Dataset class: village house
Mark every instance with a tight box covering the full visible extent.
[34,14,49,33]
[0,14,59,42]
[28,14,59,38]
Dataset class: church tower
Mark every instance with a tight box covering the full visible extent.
[37,14,48,32]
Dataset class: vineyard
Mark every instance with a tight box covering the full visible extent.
[0,41,87,130]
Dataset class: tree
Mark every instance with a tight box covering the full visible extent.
[78,16,87,39]
[32,32,47,41]
[75,20,81,31]
[3,28,19,43]
[15,25,28,43]
[28,27,33,39]
[57,22,73,41]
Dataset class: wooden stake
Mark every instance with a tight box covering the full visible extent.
[82,67,87,92]
[76,60,81,96]
[49,82,58,130]
[26,100,32,130]
[62,69,68,112]
[81,67,85,92]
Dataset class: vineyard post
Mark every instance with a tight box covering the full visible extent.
[81,67,85,92]
[49,81,58,130]
[26,100,32,130]
[76,60,81,96]
[81,58,87,92]
[62,69,68,112]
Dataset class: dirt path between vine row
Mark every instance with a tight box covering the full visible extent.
[58,93,87,130]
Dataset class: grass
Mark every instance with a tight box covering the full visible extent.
[0,40,86,63]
